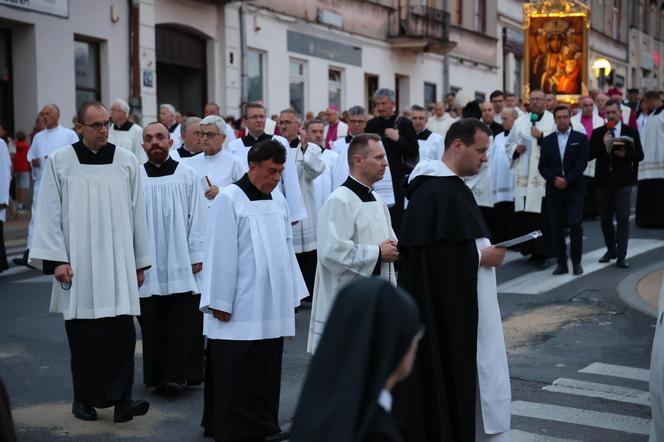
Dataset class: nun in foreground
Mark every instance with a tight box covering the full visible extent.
[290,277,422,442]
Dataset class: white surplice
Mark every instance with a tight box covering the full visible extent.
[307,183,396,353]
[0,139,11,222]
[28,145,151,320]
[639,110,664,180]
[108,123,147,163]
[490,132,514,204]
[291,142,326,253]
[26,125,79,247]
[187,148,247,207]
[464,136,495,208]
[323,121,349,147]
[507,111,555,213]
[228,134,307,222]
[139,163,207,296]
[313,148,346,214]
[169,124,182,150]
[408,159,512,435]
[426,114,456,140]
[331,137,396,206]
[417,131,444,162]
[200,184,308,341]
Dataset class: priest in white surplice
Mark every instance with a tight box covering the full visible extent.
[636,91,664,228]
[137,122,207,395]
[169,116,203,163]
[412,105,444,161]
[159,104,182,149]
[279,110,326,298]
[108,99,146,163]
[331,106,395,206]
[304,119,346,213]
[188,116,246,208]
[426,101,456,141]
[203,101,237,147]
[490,107,518,244]
[507,90,556,268]
[308,133,397,353]
[228,102,307,222]
[18,104,78,266]
[28,101,151,423]
[200,139,308,442]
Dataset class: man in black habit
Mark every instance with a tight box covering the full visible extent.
[365,88,418,234]
[28,101,151,423]
[395,119,511,441]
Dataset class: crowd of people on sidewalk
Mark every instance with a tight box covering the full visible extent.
[1,83,664,442]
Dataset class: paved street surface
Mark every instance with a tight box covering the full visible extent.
[1,208,663,441]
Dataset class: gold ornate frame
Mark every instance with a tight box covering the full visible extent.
[523,0,590,104]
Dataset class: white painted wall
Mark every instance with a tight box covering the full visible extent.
[1,0,130,133]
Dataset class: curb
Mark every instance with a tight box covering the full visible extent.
[616,261,662,318]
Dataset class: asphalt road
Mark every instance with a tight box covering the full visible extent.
[1,214,663,441]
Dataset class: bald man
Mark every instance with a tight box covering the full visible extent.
[15,104,79,267]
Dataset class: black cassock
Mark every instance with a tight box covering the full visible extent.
[393,174,490,442]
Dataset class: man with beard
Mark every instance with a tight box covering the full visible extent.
[365,89,418,234]
[138,122,207,395]
[395,119,510,442]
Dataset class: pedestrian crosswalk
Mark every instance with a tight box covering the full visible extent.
[498,239,664,295]
[511,362,652,440]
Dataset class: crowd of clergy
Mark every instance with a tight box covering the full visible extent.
[0,83,664,442]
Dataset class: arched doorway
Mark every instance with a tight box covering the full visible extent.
[156,25,207,116]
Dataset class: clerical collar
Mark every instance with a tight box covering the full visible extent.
[289,137,299,148]
[241,132,272,147]
[417,129,432,140]
[72,140,116,165]
[344,134,353,144]
[377,389,393,412]
[654,104,664,116]
[341,176,376,203]
[112,120,133,131]
[168,123,178,133]
[177,145,200,158]
[504,129,510,137]
[235,173,272,201]
[144,157,178,177]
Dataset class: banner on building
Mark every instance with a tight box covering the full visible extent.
[523,0,589,101]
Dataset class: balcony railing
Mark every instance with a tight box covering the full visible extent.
[388,5,451,45]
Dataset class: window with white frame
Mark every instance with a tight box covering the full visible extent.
[328,68,343,110]
[289,59,306,116]
[247,50,264,103]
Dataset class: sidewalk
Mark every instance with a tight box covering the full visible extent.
[4,212,29,249]
[618,263,663,318]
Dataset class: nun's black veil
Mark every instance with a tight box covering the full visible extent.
[290,277,421,442]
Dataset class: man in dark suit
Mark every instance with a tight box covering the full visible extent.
[538,105,589,275]
[589,99,644,268]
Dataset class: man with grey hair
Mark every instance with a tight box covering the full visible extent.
[332,105,395,206]
[170,117,203,163]
[159,104,182,149]
[365,88,418,234]
[108,99,146,163]
[203,101,237,145]
[188,115,246,207]
[15,104,78,267]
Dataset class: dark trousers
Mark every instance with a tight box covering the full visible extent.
[547,194,584,266]
[0,221,7,271]
[295,250,317,296]
[595,186,631,259]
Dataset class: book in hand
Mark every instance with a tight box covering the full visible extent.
[606,136,635,155]
[494,231,542,248]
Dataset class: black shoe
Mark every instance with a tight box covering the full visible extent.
[12,250,29,267]
[616,258,630,268]
[552,265,568,275]
[598,252,617,263]
[156,381,184,395]
[113,398,149,423]
[534,258,551,270]
[573,264,584,275]
[72,401,97,421]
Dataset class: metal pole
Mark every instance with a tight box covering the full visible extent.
[239,3,248,106]
[442,0,450,98]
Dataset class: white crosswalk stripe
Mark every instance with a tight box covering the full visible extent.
[511,362,652,439]
[498,239,664,294]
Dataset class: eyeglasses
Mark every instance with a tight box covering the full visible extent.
[200,131,221,138]
[81,120,111,131]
